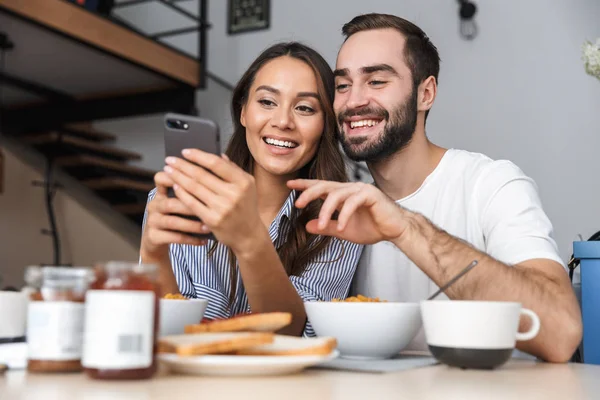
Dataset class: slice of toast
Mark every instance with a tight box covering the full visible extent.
[234,335,337,356]
[158,332,274,356]
[184,312,292,334]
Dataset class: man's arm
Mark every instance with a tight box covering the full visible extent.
[395,211,582,362]
[288,178,583,363]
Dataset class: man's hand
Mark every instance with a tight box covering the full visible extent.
[287,179,409,245]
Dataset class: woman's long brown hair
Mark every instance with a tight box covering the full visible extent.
[209,42,348,308]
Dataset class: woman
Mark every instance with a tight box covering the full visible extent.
[140,42,363,336]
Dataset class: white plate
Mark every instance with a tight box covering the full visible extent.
[159,350,339,377]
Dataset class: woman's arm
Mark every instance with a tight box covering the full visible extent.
[141,244,179,296]
[164,149,310,335]
[140,179,207,297]
[234,226,308,335]
[287,239,363,336]
[235,235,362,336]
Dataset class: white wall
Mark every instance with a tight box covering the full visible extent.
[110,0,600,265]
[0,147,138,288]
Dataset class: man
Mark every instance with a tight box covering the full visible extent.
[288,13,582,362]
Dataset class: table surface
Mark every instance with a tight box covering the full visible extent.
[2,359,598,400]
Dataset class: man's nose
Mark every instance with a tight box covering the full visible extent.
[345,85,369,110]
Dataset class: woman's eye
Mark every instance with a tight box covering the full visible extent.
[258,99,276,107]
[296,105,315,113]
[336,84,349,91]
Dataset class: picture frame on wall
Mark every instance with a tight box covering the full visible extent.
[228,0,270,35]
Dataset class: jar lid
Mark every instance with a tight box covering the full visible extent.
[24,266,95,289]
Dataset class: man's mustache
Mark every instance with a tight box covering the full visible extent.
[337,107,389,127]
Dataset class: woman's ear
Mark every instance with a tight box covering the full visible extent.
[240,104,247,127]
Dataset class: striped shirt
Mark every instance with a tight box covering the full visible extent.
[143,188,364,336]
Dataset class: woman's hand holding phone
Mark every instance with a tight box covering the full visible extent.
[140,172,210,262]
[163,149,263,257]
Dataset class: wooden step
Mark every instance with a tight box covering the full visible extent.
[23,132,142,161]
[61,122,117,142]
[82,177,154,192]
[113,203,147,215]
[54,154,156,178]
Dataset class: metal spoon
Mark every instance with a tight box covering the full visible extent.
[427,260,479,300]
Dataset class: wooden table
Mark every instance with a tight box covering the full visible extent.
[1,360,598,400]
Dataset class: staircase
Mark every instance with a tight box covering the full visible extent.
[19,123,156,225]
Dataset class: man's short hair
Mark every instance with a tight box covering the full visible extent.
[342,13,441,120]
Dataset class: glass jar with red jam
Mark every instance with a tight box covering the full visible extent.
[25,266,95,373]
[81,261,160,380]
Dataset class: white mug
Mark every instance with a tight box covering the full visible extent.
[420,300,540,350]
[0,291,28,339]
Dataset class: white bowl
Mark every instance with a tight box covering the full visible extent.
[304,301,421,359]
[159,298,208,337]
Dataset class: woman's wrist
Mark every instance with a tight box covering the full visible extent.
[141,245,180,296]
[232,226,272,262]
[140,244,170,266]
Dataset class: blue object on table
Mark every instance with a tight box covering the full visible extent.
[573,241,600,364]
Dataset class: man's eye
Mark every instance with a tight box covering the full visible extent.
[336,84,349,91]
[369,80,386,86]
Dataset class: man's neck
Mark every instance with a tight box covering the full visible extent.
[367,129,447,201]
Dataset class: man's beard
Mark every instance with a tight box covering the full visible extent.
[337,90,418,163]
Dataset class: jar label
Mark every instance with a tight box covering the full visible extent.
[82,290,155,369]
[27,302,85,361]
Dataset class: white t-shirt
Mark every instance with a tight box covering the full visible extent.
[350,148,564,352]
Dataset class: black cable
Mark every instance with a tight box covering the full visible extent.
[0,35,8,289]
[45,155,61,266]
[0,35,8,135]
[0,31,15,133]
[0,52,3,131]
[0,32,61,266]
[568,230,600,282]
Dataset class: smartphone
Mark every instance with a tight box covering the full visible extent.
[163,113,221,240]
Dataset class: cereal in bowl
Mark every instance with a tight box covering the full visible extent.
[331,294,387,302]
[163,293,187,300]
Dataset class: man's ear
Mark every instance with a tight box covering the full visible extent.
[240,104,247,127]
[418,76,437,112]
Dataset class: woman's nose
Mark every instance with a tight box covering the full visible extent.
[271,108,295,130]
